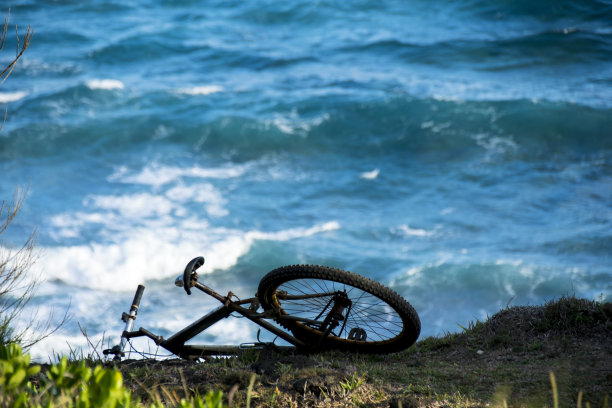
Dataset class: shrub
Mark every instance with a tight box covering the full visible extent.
[0,343,227,407]
[0,188,38,347]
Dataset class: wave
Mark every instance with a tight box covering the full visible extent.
[467,0,612,21]
[341,28,612,70]
[3,94,611,163]
[193,98,612,160]
[36,172,340,291]
[388,259,601,335]
[230,0,612,26]
[35,219,339,291]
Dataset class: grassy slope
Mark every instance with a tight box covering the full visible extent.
[116,297,611,407]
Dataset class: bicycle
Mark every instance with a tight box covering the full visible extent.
[104,256,421,360]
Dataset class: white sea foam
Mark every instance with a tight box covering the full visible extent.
[166,183,228,217]
[392,224,436,237]
[360,169,379,180]
[109,164,247,187]
[49,211,128,240]
[270,110,330,135]
[495,258,524,267]
[0,91,28,103]
[35,220,341,291]
[86,79,125,90]
[49,184,230,241]
[27,218,337,362]
[473,134,518,161]
[29,334,89,362]
[176,85,224,95]
[86,193,175,219]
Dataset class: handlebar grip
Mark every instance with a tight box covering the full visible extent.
[130,284,145,314]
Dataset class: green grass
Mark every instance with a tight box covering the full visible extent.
[2,295,609,407]
[113,296,609,407]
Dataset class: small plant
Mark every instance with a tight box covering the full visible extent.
[340,372,363,393]
[275,361,293,378]
[238,349,260,366]
[179,390,226,408]
[457,319,484,334]
[265,386,280,407]
[245,373,257,408]
[0,343,237,407]
[0,343,40,406]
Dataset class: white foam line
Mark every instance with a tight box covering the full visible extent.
[0,91,28,103]
[392,224,436,237]
[35,221,341,291]
[86,79,125,90]
[109,165,246,187]
[176,85,224,95]
[360,169,379,180]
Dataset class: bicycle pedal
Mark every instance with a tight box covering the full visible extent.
[102,345,125,357]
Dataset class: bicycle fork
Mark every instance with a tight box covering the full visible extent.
[103,284,145,360]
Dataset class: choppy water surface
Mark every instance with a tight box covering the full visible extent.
[0,0,610,360]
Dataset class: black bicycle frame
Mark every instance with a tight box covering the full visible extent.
[107,281,307,360]
[104,273,353,361]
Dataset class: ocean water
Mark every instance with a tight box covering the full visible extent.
[0,0,611,361]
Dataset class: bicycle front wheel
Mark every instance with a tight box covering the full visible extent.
[257,265,420,354]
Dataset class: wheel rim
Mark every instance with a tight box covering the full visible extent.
[270,277,406,344]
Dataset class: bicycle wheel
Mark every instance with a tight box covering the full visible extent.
[257,265,420,354]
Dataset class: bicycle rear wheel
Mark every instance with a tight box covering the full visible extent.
[257,265,420,354]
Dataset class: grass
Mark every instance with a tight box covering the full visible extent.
[3,294,604,407]
[81,294,610,407]
[7,294,605,407]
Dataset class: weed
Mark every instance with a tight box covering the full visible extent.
[529,340,544,352]
[238,349,260,366]
[340,372,363,393]
[0,343,237,407]
[245,373,256,408]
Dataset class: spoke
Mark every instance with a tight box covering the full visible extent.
[343,317,397,339]
[349,307,401,321]
[272,277,406,343]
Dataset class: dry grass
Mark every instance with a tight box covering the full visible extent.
[0,9,33,87]
[0,11,66,350]
[0,187,38,346]
[107,296,611,407]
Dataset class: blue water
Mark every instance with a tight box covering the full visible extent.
[1,0,611,360]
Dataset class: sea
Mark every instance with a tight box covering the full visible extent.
[0,0,610,361]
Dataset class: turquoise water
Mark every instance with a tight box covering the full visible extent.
[0,0,611,359]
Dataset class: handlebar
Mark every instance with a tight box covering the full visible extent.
[130,284,145,315]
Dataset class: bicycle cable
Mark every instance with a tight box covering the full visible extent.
[125,339,174,360]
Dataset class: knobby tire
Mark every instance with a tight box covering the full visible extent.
[257,265,420,354]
